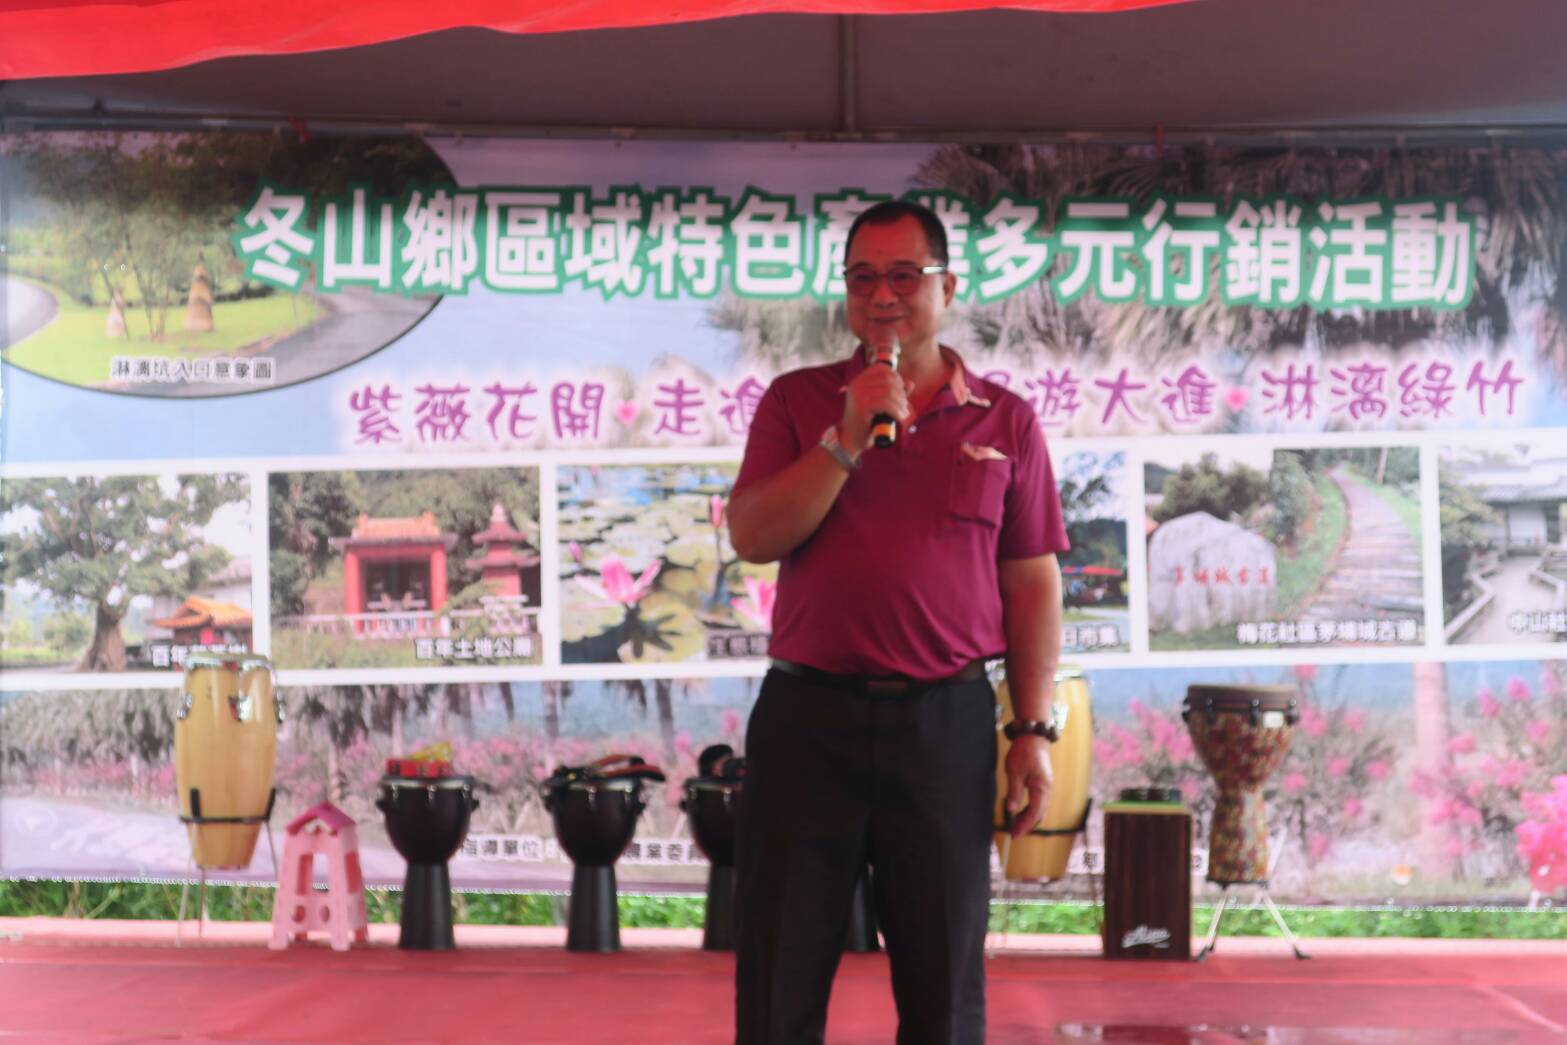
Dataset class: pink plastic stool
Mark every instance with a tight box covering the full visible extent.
[269,801,369,951]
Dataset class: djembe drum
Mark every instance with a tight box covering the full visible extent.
[681,744,746,951]
[993,665,1094,881]
[175,653,280,868]
[1182,684,1299,885]
[543,755,666,952]
[376,769,479,950]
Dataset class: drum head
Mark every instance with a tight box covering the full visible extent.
[549,776,640,794]
[683,778,742,796]
[1184,684,1297,713]
[380,774,477,791]
[183,651,243,671]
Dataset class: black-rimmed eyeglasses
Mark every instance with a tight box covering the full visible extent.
[841,264,947,298]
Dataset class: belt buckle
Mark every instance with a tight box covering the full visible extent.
[864,677,910,697]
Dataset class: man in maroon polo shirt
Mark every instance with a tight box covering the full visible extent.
[727,199,1068,1045]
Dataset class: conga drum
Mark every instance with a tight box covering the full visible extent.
[1182,684,1299,885]
[543,755,665,952]
[376,773,478,950]
[993,665,1093,880]
[681,744,745,951]
[175,653,280,868]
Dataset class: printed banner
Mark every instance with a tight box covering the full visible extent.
[2,131,1566,904]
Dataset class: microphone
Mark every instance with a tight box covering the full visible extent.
[868,335,901,449]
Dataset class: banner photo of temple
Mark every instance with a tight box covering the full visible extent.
[267,467,543,669]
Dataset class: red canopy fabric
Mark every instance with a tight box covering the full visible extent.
[0,0,1192,80]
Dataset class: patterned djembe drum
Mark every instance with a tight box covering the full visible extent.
[1182,684,1299,885]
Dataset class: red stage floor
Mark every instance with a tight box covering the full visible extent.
[1,918,1565,1043]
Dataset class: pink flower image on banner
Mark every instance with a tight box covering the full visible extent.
[557,464,777,665]
[577,556,661,606]
[731,577,777,632]
[1421,664,1567,892]
[1518,777,1567,895]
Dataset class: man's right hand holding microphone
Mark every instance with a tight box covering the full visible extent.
[839,335,911,457]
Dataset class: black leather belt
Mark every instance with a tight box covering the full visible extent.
[769,657,988,697]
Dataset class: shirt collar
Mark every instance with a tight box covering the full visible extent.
[843,343,991,409]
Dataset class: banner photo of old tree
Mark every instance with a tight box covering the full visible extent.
[2,132,1566,902]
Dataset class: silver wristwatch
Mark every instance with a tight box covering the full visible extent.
[819,425,861,472]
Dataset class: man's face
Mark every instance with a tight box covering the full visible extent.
[843,216,957,352]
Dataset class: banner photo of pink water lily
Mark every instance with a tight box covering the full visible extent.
[2,130,1566,902]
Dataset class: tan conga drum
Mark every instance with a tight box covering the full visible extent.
[993,665,1093,881]
[175,653,281,868]
[1181,683,1298,885]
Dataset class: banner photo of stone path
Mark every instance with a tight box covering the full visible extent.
[1440,443,1567,646]
[268,467,542,669]
[558,463,778,665]
[1144,446,1425,652]
[0,473,252,673]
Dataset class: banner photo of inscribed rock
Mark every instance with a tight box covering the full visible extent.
[268,468,542,669]
[0,133,448,398]
[0,473,252,673]
[1439,443,1567,646]
[1058,450,1131,655]
[559,464,778,665]
[1144,446,1425,651]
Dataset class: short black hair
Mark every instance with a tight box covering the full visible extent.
[844,199,949,267]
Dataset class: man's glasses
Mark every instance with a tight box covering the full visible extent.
[842,264,947,298]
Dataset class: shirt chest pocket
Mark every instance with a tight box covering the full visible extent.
[947,456,1010,529]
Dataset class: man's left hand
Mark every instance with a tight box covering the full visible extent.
[1003,734,1053,838]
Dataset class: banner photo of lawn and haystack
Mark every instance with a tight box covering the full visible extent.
[1144,446,1425,651]
[0,474,252,672]
[558,464,778,665]
[0,132,448,397]
[4,658,1564,903]
[268,468,542,669]
[1440,443,1567,646]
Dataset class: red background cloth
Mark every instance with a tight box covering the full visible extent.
[0,0,1194,80]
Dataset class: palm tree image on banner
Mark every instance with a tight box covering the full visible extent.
[1057,450,1131,654]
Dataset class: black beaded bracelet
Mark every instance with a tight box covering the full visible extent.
[1003,718,1060,742]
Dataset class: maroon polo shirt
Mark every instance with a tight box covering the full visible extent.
[733,346,1069,679]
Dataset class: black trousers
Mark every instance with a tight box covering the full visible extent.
[734,668,996,1045]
